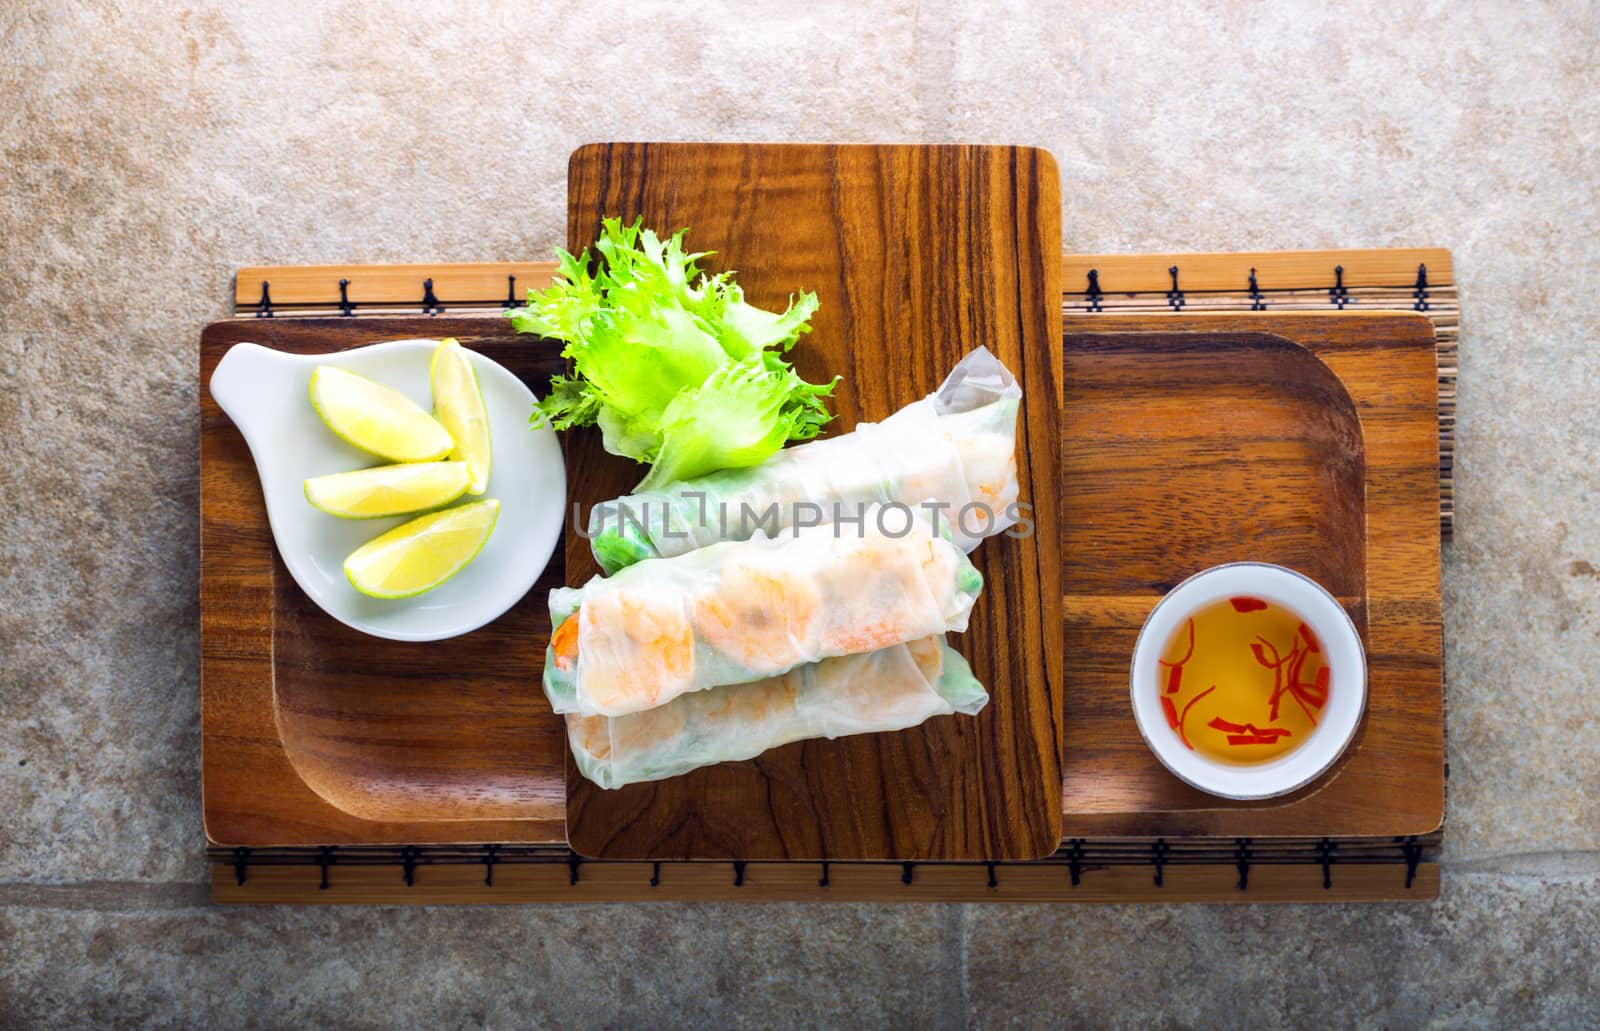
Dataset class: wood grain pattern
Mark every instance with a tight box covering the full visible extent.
[201,317,569,845]
[1060,313,1443,837]
[563,142,1064,861]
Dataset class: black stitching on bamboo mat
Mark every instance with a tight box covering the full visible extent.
[421,277,444,315]
[1400,837,1423,889]
[1330,265,1350,308]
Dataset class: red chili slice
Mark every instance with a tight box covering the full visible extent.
[1211,716,1291,742]
[1159,618,1196,669]
[1298,623,1322,653]
[1230,597,1269,613]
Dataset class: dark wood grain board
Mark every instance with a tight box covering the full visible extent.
[1060,313,1443,837]
[200,317,569,845]
[563,142,1064,861]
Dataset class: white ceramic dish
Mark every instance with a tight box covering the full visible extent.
[208,338,565,642]
[1129,562,1367,800]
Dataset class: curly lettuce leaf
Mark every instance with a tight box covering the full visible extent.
[510,217,835,478]
[699,283,819,361]
[637,358,830,492]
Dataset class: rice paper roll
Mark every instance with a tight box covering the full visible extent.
[544,505,983,717]
[567,635,987,789]
[586,346,1023,574]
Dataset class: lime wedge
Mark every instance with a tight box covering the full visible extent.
[344,498,501,599]
[310,365,452,462]
[430,338,493,494]
[305,462,470,519]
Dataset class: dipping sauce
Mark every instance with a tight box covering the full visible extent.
[1156,595,1330,765]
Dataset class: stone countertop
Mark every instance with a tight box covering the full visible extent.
[2,0,1597,1025]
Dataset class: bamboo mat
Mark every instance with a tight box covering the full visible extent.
[210,834,1441,904]
[233,247,1455,535]
[212,246,1453,903]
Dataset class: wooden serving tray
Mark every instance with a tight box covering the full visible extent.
[201,317,570,845]
[203,248,1454,896]
[1060,312,1444,837]
[562,143,1064,862]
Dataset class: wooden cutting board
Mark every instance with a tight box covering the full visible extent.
[563,143,1064,861]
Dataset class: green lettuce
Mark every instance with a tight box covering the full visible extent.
[509,218,835,483]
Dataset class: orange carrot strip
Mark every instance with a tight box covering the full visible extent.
[551,614,580,672]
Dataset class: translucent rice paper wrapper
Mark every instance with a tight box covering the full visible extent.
[586,346,1023,574]
[544,505,983,717]
[567,635,988,789]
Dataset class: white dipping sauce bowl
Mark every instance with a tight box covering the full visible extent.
[1128,562,1367,800]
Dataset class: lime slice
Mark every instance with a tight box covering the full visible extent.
[310,365,452,462]
[304,462,470,519]
[344,498,501,599]
[430,338,493,494]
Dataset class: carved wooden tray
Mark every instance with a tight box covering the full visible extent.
[1060,312,1443,837]
[200,317,569,845]
[201,250,1452,870]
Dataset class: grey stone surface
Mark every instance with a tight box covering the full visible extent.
[1,876,1596,1029]
[0,901,962,1029]
[2,0,1599,1025]
[965,871,1600,1029]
